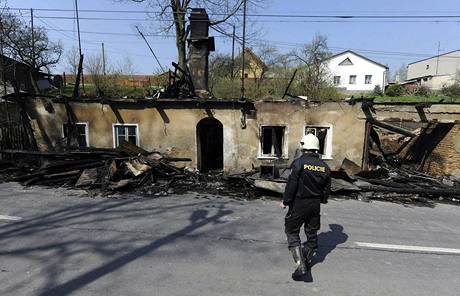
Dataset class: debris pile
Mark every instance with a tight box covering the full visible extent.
[1,140,459,205]
[250,158,460,205]
[333,161,460,205]
[0,142,256,198]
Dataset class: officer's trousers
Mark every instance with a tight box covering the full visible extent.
[284,198,321,250]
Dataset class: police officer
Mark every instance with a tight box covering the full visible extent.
[279,133,331,280]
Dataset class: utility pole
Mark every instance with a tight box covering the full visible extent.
[0,16,7,97]
[0,16,11,124]
[75,0,85,91]
[102,42,106,75]
[435,41,441,75]
[135,25,166,72]
[240,0,247,100]
[30,9,35,69]
[231,25,235,79]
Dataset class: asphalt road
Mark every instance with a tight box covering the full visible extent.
[0,182,459,296]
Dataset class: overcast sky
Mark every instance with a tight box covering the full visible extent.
[6,0,460,75]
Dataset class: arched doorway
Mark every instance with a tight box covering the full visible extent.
[197,117,223,172]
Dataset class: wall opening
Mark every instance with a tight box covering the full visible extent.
[260,126,286,158]
[63,122,89,147]
[305,125,333,159]
[197,117,223,173]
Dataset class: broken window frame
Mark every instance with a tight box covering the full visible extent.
[258,125,288,159]
[112,123,139,148]
[304,124,333,159]
[62,122,89,147]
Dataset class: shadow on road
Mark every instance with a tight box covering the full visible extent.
[300,224,348,283]
[315,223,348,265]
[0,197,233,295]
[38,205,232,296]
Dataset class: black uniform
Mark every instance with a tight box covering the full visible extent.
[283,153,331,250]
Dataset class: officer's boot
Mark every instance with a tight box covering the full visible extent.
[290,246,307,280]
[302,244,317,268]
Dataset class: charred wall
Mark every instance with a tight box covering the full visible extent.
[23,96,460,175]
[23,98,367,172]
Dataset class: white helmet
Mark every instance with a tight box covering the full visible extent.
[300,133,320,151]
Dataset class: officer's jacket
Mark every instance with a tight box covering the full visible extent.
[282,153,331,205]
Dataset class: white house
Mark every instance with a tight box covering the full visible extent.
[325,50,388,93]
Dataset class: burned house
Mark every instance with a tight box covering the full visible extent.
[1,8,459,186]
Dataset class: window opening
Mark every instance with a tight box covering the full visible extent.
[63,123,88,147]
[261,126,285,157]
[305,126,332,158]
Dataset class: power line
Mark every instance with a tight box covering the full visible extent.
[33,15,460,62]
[35,18,174,59]
[43,27,175,38]
[8,7,460,18]
[20,14,460,24]
[256,20,460,23]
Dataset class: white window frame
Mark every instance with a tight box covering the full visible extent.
[62,122,89,147]
[365,75,372,84]
[112,123,139,148]
[304,124,333,160]
[258,125,289,159]
[349,75,357,85]
[333,76,341,85]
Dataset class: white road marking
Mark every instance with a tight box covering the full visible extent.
[355,242,460,254]
[0,215,22,221]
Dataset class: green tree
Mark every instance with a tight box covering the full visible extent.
[294,34,334,100]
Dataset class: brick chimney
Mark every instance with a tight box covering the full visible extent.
[187,8,215,98]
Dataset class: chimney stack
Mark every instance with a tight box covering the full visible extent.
[187,8,215,98]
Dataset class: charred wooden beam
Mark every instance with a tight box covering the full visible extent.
[368,119,415,137]
[361,121,372,170]
[282,69,298,99]
[361,101,416,137]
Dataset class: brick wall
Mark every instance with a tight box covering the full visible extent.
[423,124,460,177]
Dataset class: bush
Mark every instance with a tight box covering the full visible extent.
[385,84,403,97]
[414,85,430,97]
[441,83,460,97]
[373,85,383,96]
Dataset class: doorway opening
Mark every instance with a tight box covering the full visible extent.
[197,117,223,172]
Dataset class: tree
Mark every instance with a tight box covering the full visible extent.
[394,63,407,82]
[0,6,63,92]
[127,0,263,71]
[65,46,80,77]
[294,34,333,100]
[209,53,234,79]
[114,56,136,75]
[86,53,105,96]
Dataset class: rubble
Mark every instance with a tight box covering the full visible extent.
[0,123,459,205]
[250,159,460,205]
[0,141,259,198]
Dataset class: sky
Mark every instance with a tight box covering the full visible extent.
[5,0,460,76]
